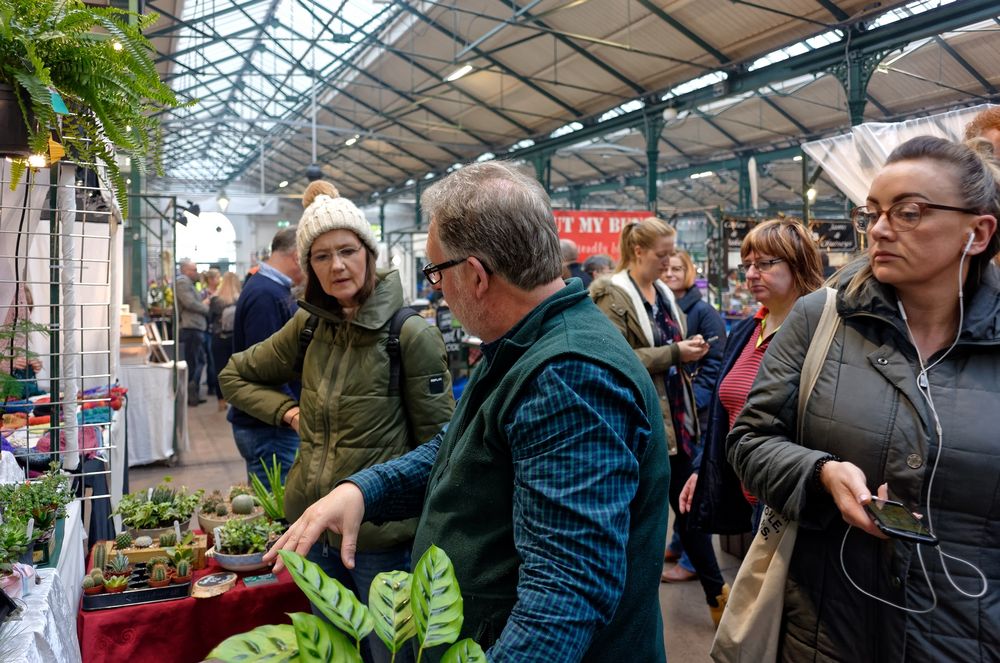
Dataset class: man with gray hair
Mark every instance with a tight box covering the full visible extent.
[560,238,591,287]
[176,258,209,406]
[266,161,670,662]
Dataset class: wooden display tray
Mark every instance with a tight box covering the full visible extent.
[92,534,208,570]
[81,564,191,611]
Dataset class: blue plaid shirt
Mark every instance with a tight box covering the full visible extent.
[351,350,652,661]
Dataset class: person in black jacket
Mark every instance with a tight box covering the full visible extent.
[660,249,727,581]
[227,225,304,484]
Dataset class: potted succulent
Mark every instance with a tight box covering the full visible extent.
[0,518,31,598]
[111,478,203,539]
[147,563,170,588]
[171,559,192,585]
[103,552,132,580]
[82,572,104,595]
[210,518,286,573]
[0,0,183,212]
[250,455,287,523]
[197,488,264,542]
[103,575,129,594]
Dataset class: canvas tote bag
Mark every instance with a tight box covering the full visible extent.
[711,287,839,663]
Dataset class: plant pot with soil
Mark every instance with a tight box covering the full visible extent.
[112,478,202,540]
[209,518,286,573]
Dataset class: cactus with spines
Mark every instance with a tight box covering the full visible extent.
[92,544,107,572]
[82,576,95,589]
[228,484,252,501]
[231,494,255,515]
[175,559,191,578]
[158,532,176,547]
[90,568,104,583]
[103,575,129,590]
[215,503,229,517]
[115,532,133,550]
[147,555,170,569]
[150,564,167,583]
[106,552,131,575]
[134,535,153,549]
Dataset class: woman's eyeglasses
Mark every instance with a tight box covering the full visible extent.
[737,258,784,276]
[851,201,979,233]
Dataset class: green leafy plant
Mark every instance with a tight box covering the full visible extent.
[111,478,203,530]
[250,454,286,521]
[0,0,186,212]
[0,518,31,573]
[216,518,284,555]
[164,544,193,568]
[208,545,485,663]
[0,461,73,540]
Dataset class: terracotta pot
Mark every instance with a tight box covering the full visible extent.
[103,568,133,580]
[171,574,192,585]
[147,578,170,588]
[104,583,127,594]
[83,585,104,595]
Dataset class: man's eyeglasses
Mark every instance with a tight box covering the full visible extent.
[310,245,363,266]
[851,201,979,233]
[422,257,492,285]
[737,258,784,277]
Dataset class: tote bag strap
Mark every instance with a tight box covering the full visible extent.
[797,287,839,441]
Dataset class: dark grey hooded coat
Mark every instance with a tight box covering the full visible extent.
[728,261,1000,662]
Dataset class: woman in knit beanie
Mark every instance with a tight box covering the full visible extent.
[220,180,455,663]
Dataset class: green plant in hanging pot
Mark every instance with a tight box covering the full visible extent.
[0,0,187,212]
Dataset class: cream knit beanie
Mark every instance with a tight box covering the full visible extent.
[297,182,378,273]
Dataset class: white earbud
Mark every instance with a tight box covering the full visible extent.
[963,231,975,256]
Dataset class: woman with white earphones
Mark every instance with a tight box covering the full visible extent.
[727,135,1000,661]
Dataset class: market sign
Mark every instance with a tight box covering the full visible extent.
[553,210,651,261]
[810,219,858,252]
[724,216,755,250]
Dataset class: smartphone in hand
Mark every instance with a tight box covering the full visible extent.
[864,498,938,546]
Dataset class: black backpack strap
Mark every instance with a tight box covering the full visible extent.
[387,307,419,397]
[293,315,320,374]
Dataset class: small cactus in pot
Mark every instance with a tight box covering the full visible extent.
[148,563,170,588]
[115,532,133,550]
[231,494,256,516]
[89,568,104,583]
[172,559,191,583]
[91,544,107,572]
[82,575,103,595]
[215,503,229,517]
[158,532,177,547]
[133,536,153,549]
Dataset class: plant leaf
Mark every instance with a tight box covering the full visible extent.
[277,550,374,643]
[288,612,362,663]
[206,623,299,662]
[369,571,417,653]
[440,639,488,663]
[411,545,464,650]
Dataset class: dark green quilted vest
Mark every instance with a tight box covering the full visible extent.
[412,281,669,662]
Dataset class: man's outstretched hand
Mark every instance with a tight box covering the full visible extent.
[264,482,366,573]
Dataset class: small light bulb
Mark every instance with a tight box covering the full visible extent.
[278,180,288,188]
[112,41,123,51]
[806,187,817,202]
[27,154,47,168]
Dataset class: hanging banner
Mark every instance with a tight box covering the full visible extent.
[553,210,651,261]
[724,216,757,250]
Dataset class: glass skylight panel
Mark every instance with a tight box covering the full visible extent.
[597,99,645,123]
[869,0,956,28]
[550,121,584,139]
[661,71,728,100]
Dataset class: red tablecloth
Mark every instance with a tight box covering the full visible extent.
[77,558,311,662]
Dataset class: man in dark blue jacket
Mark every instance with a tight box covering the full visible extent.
[228,227,303,484]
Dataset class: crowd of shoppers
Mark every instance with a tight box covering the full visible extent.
[171,113,999,662]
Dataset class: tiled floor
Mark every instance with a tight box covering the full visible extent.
[128,396,740,661]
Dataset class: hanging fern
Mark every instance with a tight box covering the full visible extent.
[0,0,189,213]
